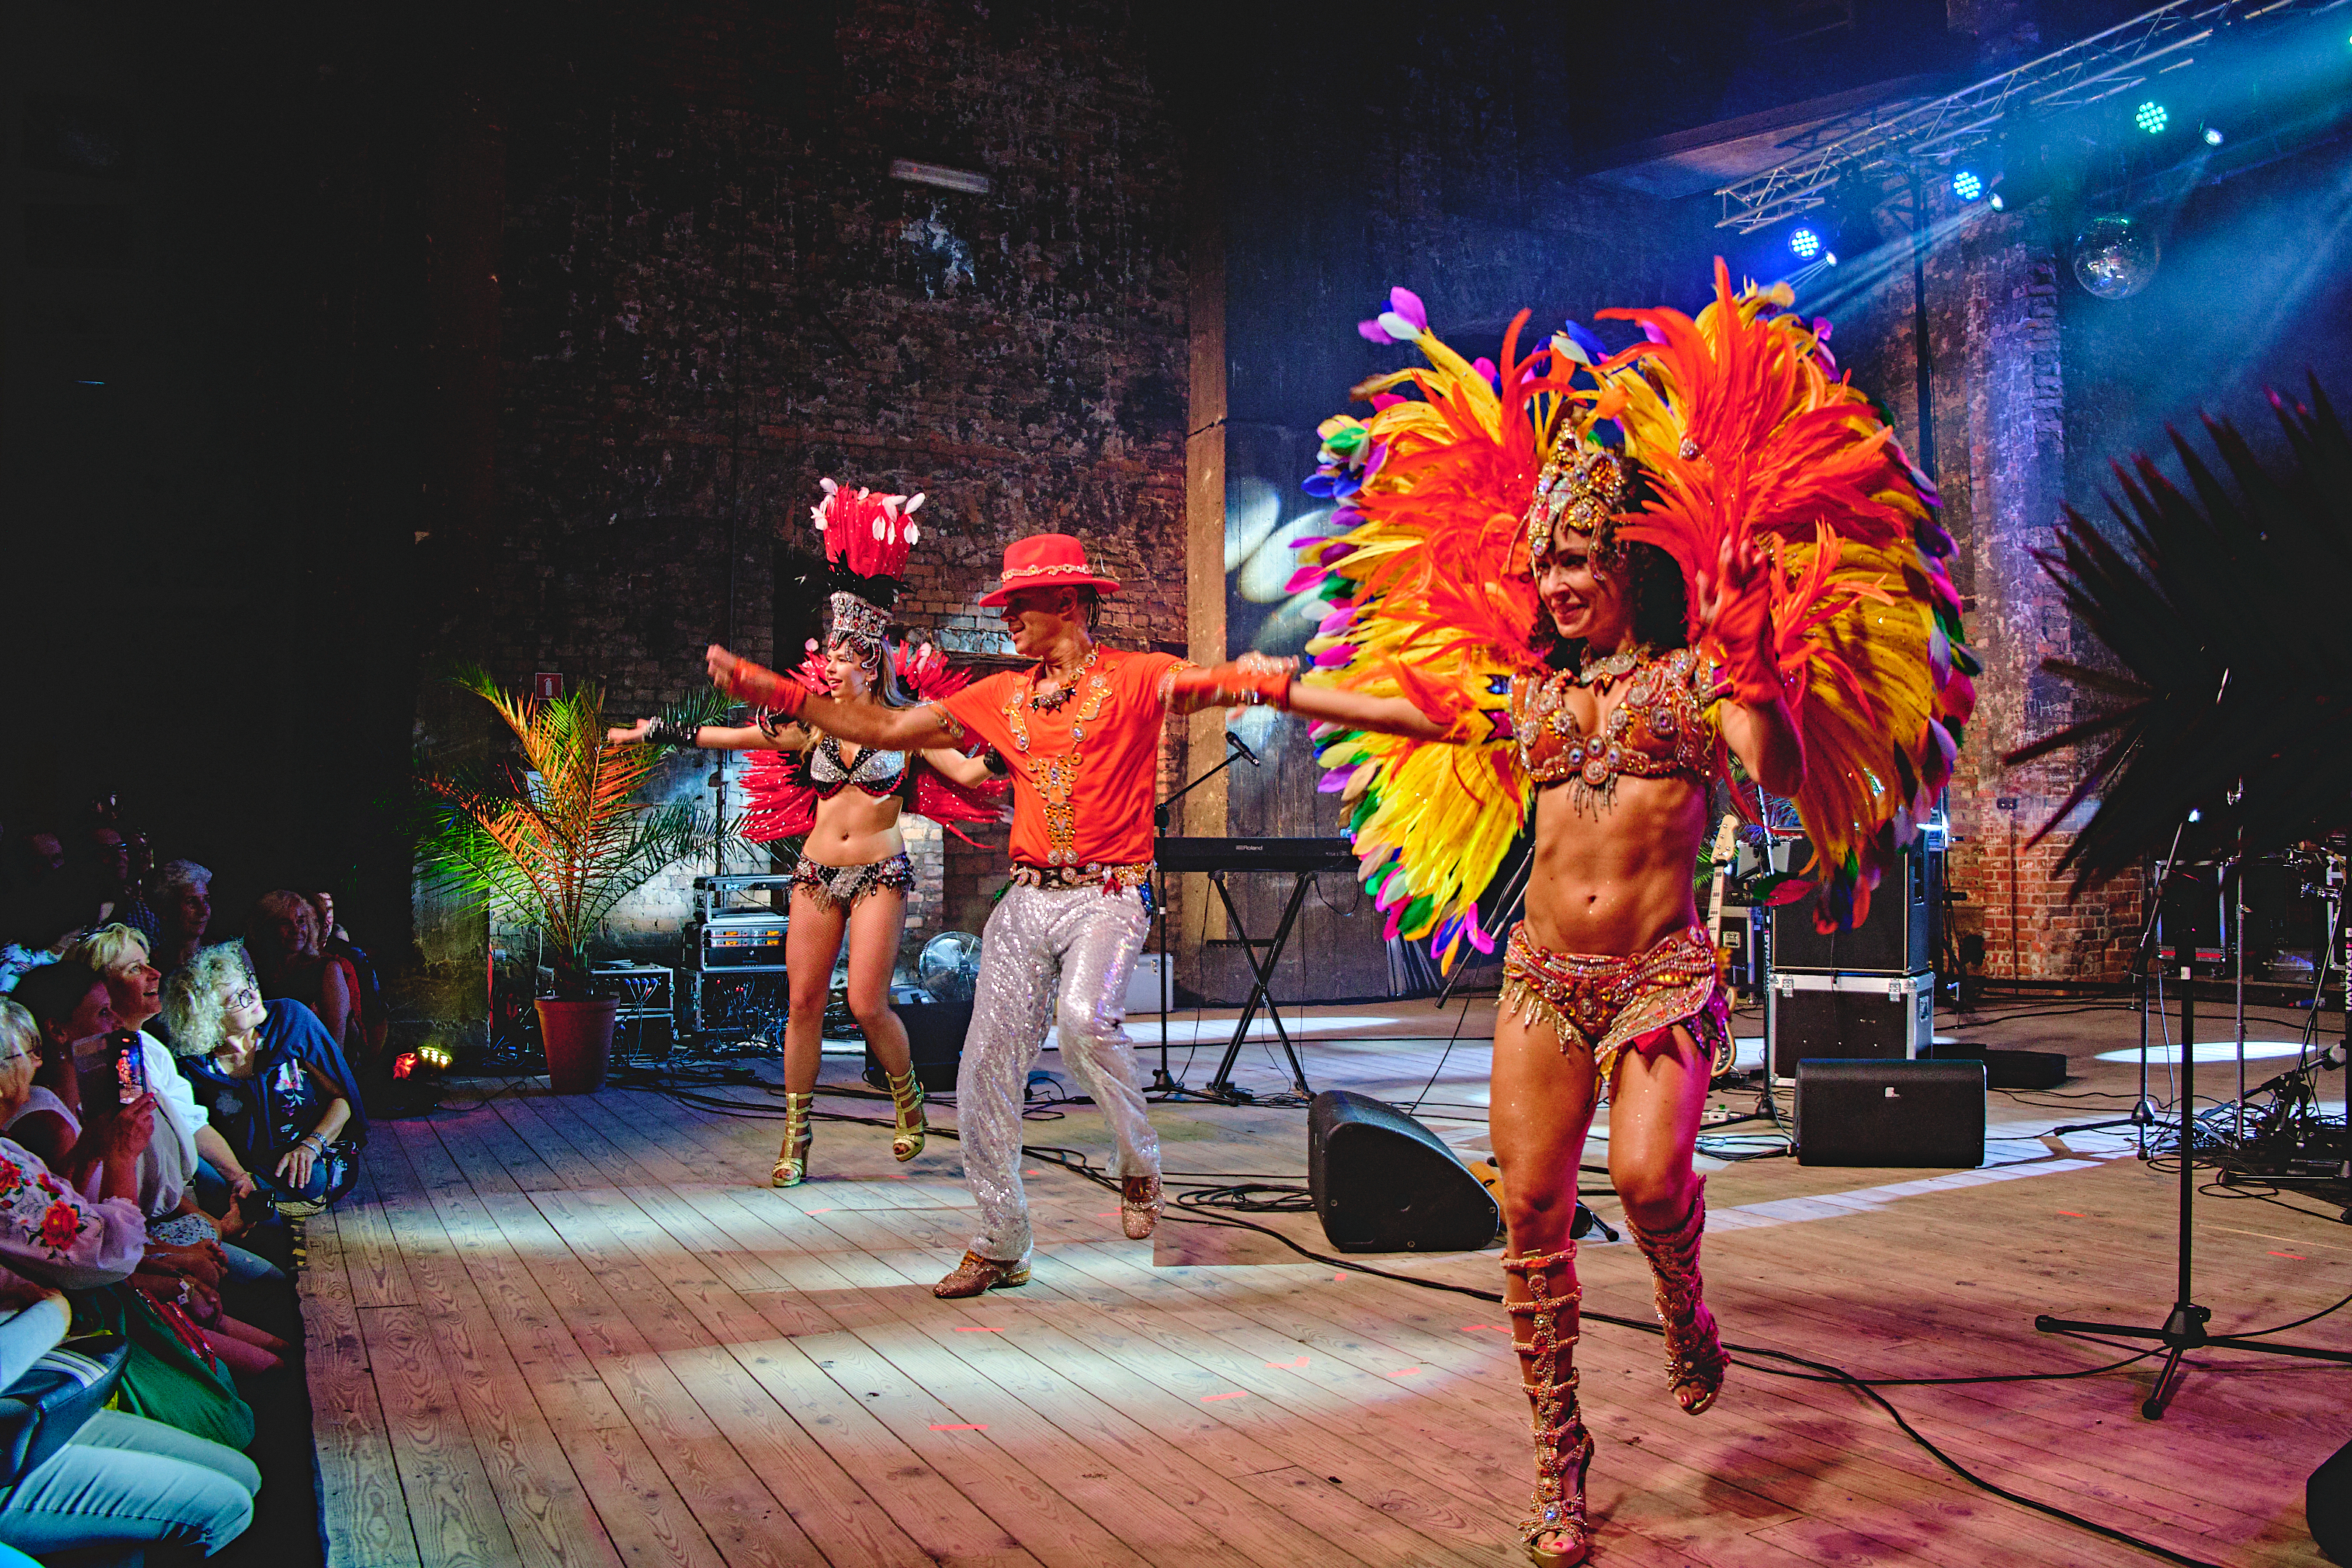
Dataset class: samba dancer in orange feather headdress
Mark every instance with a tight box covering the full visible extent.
[1176,261,1976,1566]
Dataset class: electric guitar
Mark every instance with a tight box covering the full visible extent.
[1704,814,1741,1078]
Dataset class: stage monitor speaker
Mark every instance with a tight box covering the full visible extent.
[2311,1435,2352,1564]
[1770,835,1938,974]
[1308,1089,1500,1253]
[865,999,971,1092]
[1923,1042,2069,1091]
[1794,1058,1985,1168]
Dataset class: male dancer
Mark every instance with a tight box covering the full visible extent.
[704,533,1197,1298]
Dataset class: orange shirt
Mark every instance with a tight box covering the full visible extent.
[937,647,1187,870]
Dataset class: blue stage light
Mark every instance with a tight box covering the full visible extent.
[1953,170,1982,201]
[2203,126,2224,146]
[1789,227,1821,260]
[2135,100,2168,134]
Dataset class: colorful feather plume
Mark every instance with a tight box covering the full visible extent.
[1298,260,1977,955]
[812,477,924,583]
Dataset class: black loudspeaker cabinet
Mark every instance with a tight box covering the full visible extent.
[1308,1089,1501,1252]
[2311,1435,2352,1565]
[864,999,972,1092]
[1768,971,1933,1080]
[1770,836,1938,974]
[1794,1058,1985,1168]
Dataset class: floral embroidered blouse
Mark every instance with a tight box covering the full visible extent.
[0,1137,146,1291]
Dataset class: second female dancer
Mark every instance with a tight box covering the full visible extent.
[611,479,1004,1187]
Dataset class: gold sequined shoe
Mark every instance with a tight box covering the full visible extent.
[1504,1246,1593,1567]
[932,1250,1032,1299]
[1120,1173,1162,1240]
[771,1092,814,1187]
[887,1069,926,1162]
[1627,1182,1727,1415]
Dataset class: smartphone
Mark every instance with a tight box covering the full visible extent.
[109,1030,146,1106]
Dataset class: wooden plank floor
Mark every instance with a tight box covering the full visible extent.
[306,995,2352,1567]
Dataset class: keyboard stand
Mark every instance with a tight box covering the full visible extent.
[1202,870,1317,1103]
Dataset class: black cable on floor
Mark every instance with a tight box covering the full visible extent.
[621,1066,2334,1567]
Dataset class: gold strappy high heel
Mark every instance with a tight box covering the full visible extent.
[771,1092,814,1187]
[1504,1246,1594,1567]
[887,1069,926,1162]
[1628,1181,1727,1415]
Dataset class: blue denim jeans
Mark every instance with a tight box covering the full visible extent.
[0,1408,257,1558]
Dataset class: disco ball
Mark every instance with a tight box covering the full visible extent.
[918,931,982,1002]
[2070,215,2160,300]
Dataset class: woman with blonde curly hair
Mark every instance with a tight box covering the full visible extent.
[63,925,257,1215]
[164,946,364,1216]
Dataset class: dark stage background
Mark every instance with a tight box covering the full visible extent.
[6,0,2351,1019]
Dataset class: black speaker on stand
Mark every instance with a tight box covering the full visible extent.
[1308,1090,1500,1252]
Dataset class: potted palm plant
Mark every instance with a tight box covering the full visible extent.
[415,668,732,1092]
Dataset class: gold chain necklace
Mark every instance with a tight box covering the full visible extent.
[1027,647,1099,713]
[1005,653,1116,865]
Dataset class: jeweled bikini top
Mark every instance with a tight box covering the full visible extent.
[808,732,908,799]
[1510,645,1722,791]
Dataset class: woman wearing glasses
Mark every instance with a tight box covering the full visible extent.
[162,946,366,1215]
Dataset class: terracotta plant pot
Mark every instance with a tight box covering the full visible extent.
[535,998,619,1095]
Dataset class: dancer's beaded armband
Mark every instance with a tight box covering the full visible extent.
[644,716,704,748]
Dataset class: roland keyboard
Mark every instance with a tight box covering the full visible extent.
[1154,836,1356,874]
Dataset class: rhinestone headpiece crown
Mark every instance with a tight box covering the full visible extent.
[1524,423,1630,569]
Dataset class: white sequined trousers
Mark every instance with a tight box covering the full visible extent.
[959,882,1158,1263]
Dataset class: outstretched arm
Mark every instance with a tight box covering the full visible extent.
[920,747,997,788]
[605,717,805,752]
[1168,661,1451,743]
[706,645,959,751]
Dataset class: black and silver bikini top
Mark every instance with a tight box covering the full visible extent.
[808,732,908,799]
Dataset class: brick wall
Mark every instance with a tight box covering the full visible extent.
[412,0,1194,995]
[1831,192,2143,981]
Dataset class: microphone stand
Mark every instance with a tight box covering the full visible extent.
[1148,732,1257,1097]
[2035,808,2352,1417]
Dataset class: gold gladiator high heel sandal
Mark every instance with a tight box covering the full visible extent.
[1503,1246,1595,1567]
[1628,1181,1727,1415]
[771,1092,814,1188]
[887,1069,926,1162]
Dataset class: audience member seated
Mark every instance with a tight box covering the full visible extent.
[9,964,288,1379]
[86,822,153,937]
[246,889,358,1055]
[0,885,87,996]
[66,926,279,1283]
[148,860,215,978]
[311,888,388,1069]
[0,1000,259,1561]
[165,946,365,1217]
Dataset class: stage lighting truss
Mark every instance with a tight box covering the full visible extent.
[1952,168,1983,201]
[1714,0,2339,233]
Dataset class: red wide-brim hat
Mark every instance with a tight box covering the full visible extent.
[976,533,1123,607]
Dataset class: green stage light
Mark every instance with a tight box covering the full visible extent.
[2135,100,2169,134]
